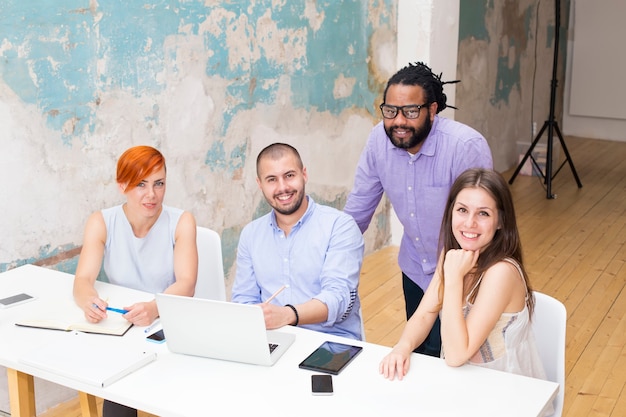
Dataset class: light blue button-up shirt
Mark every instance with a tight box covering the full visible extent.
[344,116,493,291]
[232,197,365,340]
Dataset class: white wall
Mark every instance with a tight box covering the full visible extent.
[391,0,460,245]
[563,0,626,141]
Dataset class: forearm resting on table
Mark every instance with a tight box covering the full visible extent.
[291,299,327,325]
[397,308,436,351]
[73,276,99,306]
[440,291,471,366]
[266,299,328,329]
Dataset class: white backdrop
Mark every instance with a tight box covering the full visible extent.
[564,0,626,141]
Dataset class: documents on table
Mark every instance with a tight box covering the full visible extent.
[19,331,157,387]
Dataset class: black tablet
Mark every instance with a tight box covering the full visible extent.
[298,341,363,375]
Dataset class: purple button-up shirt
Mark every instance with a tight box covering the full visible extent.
[344,116,493,290]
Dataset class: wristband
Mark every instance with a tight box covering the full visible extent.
[285,304,299,326]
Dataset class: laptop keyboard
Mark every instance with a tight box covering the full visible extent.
[268,343,278,353]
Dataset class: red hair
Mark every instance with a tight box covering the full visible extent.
[116,146,166,191]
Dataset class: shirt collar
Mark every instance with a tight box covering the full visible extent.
[384,115,439,159]
[268,195,315,231]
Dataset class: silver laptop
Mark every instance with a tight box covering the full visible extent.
[155,293,295,366]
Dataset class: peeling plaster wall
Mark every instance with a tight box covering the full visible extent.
[0,1,396,275]
[455,0,570,172]
[0,0,396,412]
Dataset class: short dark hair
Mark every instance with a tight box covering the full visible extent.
[383,62,459,114]
[256,143,303,178]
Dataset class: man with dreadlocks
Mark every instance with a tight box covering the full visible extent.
[344,62,493,357]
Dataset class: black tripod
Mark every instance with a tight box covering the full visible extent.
[509,0,582,199]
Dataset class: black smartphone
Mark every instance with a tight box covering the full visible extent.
[311,374,333,395]
[0,293,34,308]
[146,329,165,343]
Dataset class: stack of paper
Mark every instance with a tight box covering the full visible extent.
[19,332,157,387]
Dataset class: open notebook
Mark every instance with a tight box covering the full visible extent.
[156,293,295,366]
[19,332,157,387]
[15,311,133,336]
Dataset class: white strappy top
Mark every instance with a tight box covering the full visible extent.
[443,258,554,415]
[460,258,548,380]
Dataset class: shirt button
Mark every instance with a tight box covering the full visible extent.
[422,259,427,263]
[415,237,419,241]
[408,186,412,191]
[410,213,414,217]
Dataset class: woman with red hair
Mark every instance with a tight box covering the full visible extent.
[73,145,198,417]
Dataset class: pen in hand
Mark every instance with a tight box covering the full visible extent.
[92,303,129,314]
[106,306,129,314]
[264,284,289,304]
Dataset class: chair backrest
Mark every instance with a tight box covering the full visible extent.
[194,227,226,301]
[531,291,566,417]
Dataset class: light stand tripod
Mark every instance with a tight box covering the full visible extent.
[509,0,582,199]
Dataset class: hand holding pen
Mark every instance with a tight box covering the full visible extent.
[258,285,292,329]
[104,306,130,314]
[85,297,109,323]
[92,298,129,317]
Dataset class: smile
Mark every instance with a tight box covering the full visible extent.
[462,232,478,239]
[393,128,412,136]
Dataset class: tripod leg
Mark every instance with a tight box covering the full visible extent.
[509,122,549,185]
[553,123,583,188]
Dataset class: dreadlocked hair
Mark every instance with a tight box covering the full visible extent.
[383,62,460,114]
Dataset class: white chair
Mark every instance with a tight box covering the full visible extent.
[194,227,226,301]
[359,305,366,342]
[532,291,567,417]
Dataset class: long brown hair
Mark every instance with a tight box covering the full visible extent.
[437,168,535,315]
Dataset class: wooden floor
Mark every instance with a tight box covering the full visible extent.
[40,136,626,417]
[360,136,626,417]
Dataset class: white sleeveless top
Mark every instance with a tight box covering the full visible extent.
[461,259,548,379]
[443,258,554,416]
[101,204,182,294]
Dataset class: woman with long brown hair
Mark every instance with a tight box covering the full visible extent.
[380,168,547,384]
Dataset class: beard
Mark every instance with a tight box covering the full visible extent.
[384,114,432,151]
[271,189,305,216]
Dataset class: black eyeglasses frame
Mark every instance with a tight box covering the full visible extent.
[379,103,430,119]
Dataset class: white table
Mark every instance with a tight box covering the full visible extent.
[1,265,558,417]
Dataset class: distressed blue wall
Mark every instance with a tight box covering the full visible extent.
[0,1,396,284]
[1,1,383,142]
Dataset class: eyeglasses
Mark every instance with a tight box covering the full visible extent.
[379,103,429,119]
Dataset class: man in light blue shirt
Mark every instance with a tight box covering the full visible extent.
[344,62,493,355]
[232,143,365,340]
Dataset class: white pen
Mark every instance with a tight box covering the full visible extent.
[144,319,161,334]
